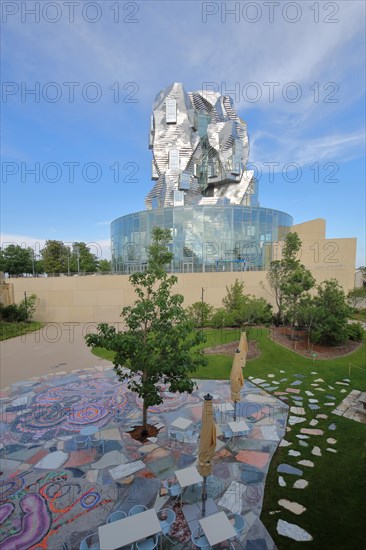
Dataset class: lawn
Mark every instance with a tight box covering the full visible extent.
[92,326,366,549]
[0,321,43,341]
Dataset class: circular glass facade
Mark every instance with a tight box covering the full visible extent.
[111,205,293,274]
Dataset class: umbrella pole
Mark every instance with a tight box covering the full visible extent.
[233,401,237,422]
[202,476,207,517]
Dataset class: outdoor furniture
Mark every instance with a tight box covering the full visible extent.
[74,435,89,450]
[170,417,193,431]
[167,482,182,505]
[228,420,250,437]
[98,509,162,550]
[90,437,105,453]
[214,402,234,423]
[191,526,211,549]
[199,511,237,547]
[107,510,127,523]
[136,534,159,550]
[79,532,100,550]
[128,504,148,516]
[175,466,203,506]
[232,513,245,536]
[80,425,99,436]
[157,508,176,544]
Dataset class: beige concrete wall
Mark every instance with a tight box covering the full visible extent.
[10,218,356,322]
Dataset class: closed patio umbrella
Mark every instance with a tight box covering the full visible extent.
[230,348,244,421]
[197,394,216,517]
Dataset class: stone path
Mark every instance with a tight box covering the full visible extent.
[0,368,287,549]
[248,371,363,544]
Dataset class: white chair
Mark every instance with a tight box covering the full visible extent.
[136,534,158,550]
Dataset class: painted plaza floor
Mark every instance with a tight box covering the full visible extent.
[0,366,288,550]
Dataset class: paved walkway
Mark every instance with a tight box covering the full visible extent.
[0,362,287,549]
[0,323,111,387]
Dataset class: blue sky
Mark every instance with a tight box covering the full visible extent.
[1,0,365,265]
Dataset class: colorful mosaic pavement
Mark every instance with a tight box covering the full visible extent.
[0,366,288,549]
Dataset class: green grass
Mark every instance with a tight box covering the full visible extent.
[91,326,366,548]
[0,321,44,341]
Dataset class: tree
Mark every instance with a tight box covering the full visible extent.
[312,279,351,346]
[265,232,315,326]
[241,296,272,325]
[41,240,69,274]
[347,287,366,310]
[296,294,318,351]
[69,242,99,273]
[211,308,235,329]
[0,245,33,275]
[85,227,206,429]
[186,301,214,328]
[99,259,111,272]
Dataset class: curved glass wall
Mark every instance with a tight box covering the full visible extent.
[111,206,293,274]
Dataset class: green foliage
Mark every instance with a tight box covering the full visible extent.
[186,301,214,327]
[347,286,366,309]
[0,244,33,275]
[211,308,235,329]
[85,226,206,427]
[243,296,273,325]
[219,279,272,327]
[99,259,111,272]
[41,240,69,274]
[265,232,315,326]
[69,242,99,273]
[0,293,38,322]
[222,279,246,312]
[311,279,351,346]
[347,322,364,341]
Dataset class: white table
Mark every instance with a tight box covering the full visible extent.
[228,420,250,433]
[98,508,162,550]
[171,417,193,430]
[214,402,234,423]
[199,511,237,546]
[175,466,203,505]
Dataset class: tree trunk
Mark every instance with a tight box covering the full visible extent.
[142,400,148,430]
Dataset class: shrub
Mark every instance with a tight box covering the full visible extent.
[347,322,364,342]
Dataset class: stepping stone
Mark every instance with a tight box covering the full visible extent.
[335,382,349,386]
[311,383,319,387]
[316,414,328,419]
[278,499,306,515]
[343,378,350,382]
[290,381,303,386]
[290,406,305,416]
[286,388,300,394]
[309,419,318,427]
[311,371,318,374]
[279,439,292,447]
[289,416,306,425]
[328,386,334,390]
[296,435,309,439]
[311,446,322,456]
[326,395,336,400]
[280,370,286,373]
[300,428,324,436]
[252,378,266,385]
[277,464,303,476]
[274,392,288,396]
[308,404,320,410]
[305,391,314,397]
[277,519,312,541]
[268,374,275,378]
[288,450,301,457]
[327,448,337,453]
[340,389,347,393]
[92,451,128,469]
[328,423,337,430]
[315,387,326,392]
[327,438,337,445]
[293,479,308,489]
[292,396,303,401]
[298,460,314,467]
[324,402,335,406]
[278,476,286,487]
[314,378,324,382]
[34,450,68,469]
[308,399,318,403]
[261,383,270,388]
[280,378,288,382]
[299,441,308,447]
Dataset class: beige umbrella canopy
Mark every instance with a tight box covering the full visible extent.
[197,394,216,516]
[197,394,216,478]
[230,349,244,403]
[239,331,248,355]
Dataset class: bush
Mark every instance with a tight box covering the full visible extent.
[347,322,364,341]
[0,294,38,323]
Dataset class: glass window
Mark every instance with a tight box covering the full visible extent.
[166,99,177,123]
[179,171,190,190]
[169,149,180,170]
[173,190,184,206]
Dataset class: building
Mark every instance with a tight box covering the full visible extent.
[111,83,293,274]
